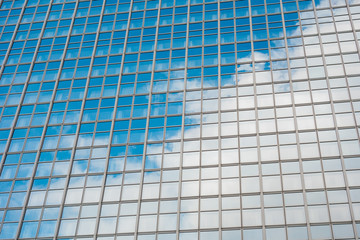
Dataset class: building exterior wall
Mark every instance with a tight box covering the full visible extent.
[0,0,360,239]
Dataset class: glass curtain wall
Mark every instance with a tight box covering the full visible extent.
[0,0,360,239]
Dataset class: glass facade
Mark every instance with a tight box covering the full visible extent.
[0,0,360,239]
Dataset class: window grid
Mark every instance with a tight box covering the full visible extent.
[0,0,360,239]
